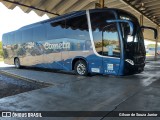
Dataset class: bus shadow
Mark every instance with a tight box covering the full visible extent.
[21,66,76,76]
[18,66,140,78]
[19,66,96,77]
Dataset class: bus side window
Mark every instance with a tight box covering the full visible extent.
[8,33,13,45]
[65,14,90,50]
[15,31,22,44]
[2,34,8,45]
[90,11,119,56]
[10,33,15,45]
[33,25,46,42]
[65,14,89,40]
[22,29,33,43]
[102,23,120,57]
[47,20,66,40]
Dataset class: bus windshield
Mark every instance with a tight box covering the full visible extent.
[119,12,145,54]
[120,16,143,43]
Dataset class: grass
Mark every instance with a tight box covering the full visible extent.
[0,57,3,62]
[146,53,154,57]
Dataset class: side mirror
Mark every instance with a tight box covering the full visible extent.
[141,26,158,39]
[106,20,134,36]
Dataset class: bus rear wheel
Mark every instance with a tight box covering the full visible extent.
[14,58,21,69]
[74,60,88,76]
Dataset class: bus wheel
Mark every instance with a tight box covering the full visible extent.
[74,60,88,76]
[14,58,21,69]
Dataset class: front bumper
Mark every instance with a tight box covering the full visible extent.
[124,62,145,75]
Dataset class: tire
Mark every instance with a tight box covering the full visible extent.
[74,60,88,76]
[14,58,21,69]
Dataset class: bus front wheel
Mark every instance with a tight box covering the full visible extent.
[14,58,21,69]
[74,60,88,76]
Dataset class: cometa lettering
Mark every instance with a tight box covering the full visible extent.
[44,42,70,50]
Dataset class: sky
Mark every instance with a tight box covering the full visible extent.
[0,3,49,41]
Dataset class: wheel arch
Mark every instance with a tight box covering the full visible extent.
[14,57,19,63]
[72,57,88,70]
[14,57,21,68]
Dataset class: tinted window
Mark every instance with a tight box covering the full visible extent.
[9,32,15,45]
[15,31,22,44]
[102,23,120,57]
[2,34,8,45]
[65,14,89,40]
[47,20,66,40]
[119,11,144,44]
[65,14,90,51]
[90,11,120,57]
[33,25,46,42]
[90,11,116,34]
[8,33,15,45]
[22,29,33,43]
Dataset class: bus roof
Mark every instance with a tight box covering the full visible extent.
[4,8,137,34]
[19,10,85,30]
[19,8,136,30]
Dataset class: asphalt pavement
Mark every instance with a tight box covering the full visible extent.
[0,61,160,120]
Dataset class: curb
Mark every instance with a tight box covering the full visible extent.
[0,70,53,87]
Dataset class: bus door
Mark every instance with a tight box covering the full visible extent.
[102,23,121,75]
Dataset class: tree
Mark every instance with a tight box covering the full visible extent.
[147,44,160,48]
[0,41,2,57]
[0,41,2,50]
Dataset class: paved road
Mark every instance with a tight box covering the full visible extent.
[0,61,160,120]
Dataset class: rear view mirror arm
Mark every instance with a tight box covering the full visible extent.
[106,20,134,36]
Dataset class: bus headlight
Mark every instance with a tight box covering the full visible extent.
[125,59,134,65]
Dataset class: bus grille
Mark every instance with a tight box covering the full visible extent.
[134,56,145,64]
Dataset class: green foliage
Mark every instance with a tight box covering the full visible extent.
[0,41,2,58]
[147,44,160,48]
[0,50,3,57]
[147,44,155,48]
[0,41,2,49]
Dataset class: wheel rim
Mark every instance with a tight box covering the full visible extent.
[15,59,19,68]
[77,63,86,75]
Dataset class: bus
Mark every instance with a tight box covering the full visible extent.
[147,47,160,56]
[2,8,157,76]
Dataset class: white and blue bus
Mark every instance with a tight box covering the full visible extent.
[2,9,157,76]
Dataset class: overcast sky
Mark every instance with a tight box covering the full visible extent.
[0,3,48,41]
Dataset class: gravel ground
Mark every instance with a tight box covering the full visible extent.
[0,74,46,98]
